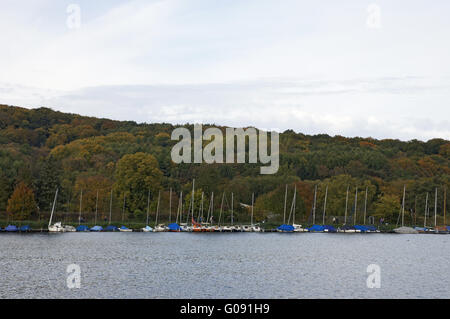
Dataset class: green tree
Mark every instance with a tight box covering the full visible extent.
[114,152,163,217]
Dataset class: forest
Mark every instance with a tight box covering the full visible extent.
[0,104,449,228]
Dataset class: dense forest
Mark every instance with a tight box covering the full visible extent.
[0,104,449,227]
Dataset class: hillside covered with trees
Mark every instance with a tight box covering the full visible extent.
[0,104,449,227]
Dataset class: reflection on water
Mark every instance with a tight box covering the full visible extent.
[0,233,449,299]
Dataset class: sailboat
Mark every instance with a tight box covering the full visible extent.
[153,190,167,232]
[338,185,357,233]
[142,190,153,232]
[307,184,325,232]
[168,191,182,232]
[433,187,448,234]
[277,185,294,232]
[90,190,103,232]
[393,185,418,234]
[250,193,262,232]
[48,188,75,232]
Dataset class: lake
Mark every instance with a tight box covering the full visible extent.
[0,232,449,299]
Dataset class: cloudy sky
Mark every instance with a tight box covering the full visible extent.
[1,0,449,141]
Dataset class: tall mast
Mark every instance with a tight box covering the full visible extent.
[146,189,150,226]
[109,189,113,225]
[424,192,428,228]
[401,185,406,227]
[363,186,368,225]
[198,192,204,222]
[155,190,161,226]
[354,187,358,225]
[322,185,328,225]
[434,187,438,227]
[312,185,317,224]
[251,193,254,226]
[79,189,83,225]
[169,188,172,223]
[344,185,349,224]
[283,184,288,224]
[210,192,214,225]
[444,186,447,226]
[219,192,225,226]
[94,190,99,225]
[231,192,234,225]
[48,188,59,227]
[190,179,195,225]
[293,185,297,225]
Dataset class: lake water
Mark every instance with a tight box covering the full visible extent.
[0,232,449,299]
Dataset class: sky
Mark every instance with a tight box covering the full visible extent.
[0,0,449,141]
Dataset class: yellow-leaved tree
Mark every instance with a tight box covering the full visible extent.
[7,182,37,220]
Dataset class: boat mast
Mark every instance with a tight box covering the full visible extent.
[344,185,349,224]
[169,188,172,223]
[231,192,234,225]
[293,185,297,225]
[156,190,161,226]
[48,188,59,227]
[322,185,328,225]
[354,187,358,225]
[109,189,113,225]
[94,190,98,225]
[190,179,195,225]
[79,189,83,225]
[283,184,288,225]
[401,185,406,227]
[210,192,214,225]
[219,192,225,226]
[363,186,368,225]
[424,192,428,228]
[146,189,150,226]
[434,187,438,227]
[312,185,317,224]
[251,193,254,226]
[444,186,447,226]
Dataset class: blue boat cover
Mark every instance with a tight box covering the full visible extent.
[76,225,89,232]
[323,225,337,232]
[20,225,31,232]
[5,225,18,232]
[354,225,369,232]
[105,225,118,231]
[120,225,129,230]
[447,226,450,232]
[277,224,295,232]
[308,225,325,232]
[365,225,377,232]
[90,225,103,232]
[168,223,181,231]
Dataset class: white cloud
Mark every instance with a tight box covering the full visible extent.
[0,0,449,141]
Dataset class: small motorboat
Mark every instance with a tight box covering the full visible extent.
[293,224,307,232]
[105,225,118,232]
[277,224,295,233]
[142,225,153,232]
[118,225,132,232]
[20,225,32,232]
[393,226,418,234]
[76,225,89,232]
[90,225,103,232]
[5,225,18,232]
[338,225,357,233]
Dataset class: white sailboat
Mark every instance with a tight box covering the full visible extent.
[48,189,75,232]
[394,185,418,234]
[142,190,153,232]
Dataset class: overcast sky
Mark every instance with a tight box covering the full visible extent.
[1,0,449,141]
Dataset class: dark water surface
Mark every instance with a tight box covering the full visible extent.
[1,232,449,299]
